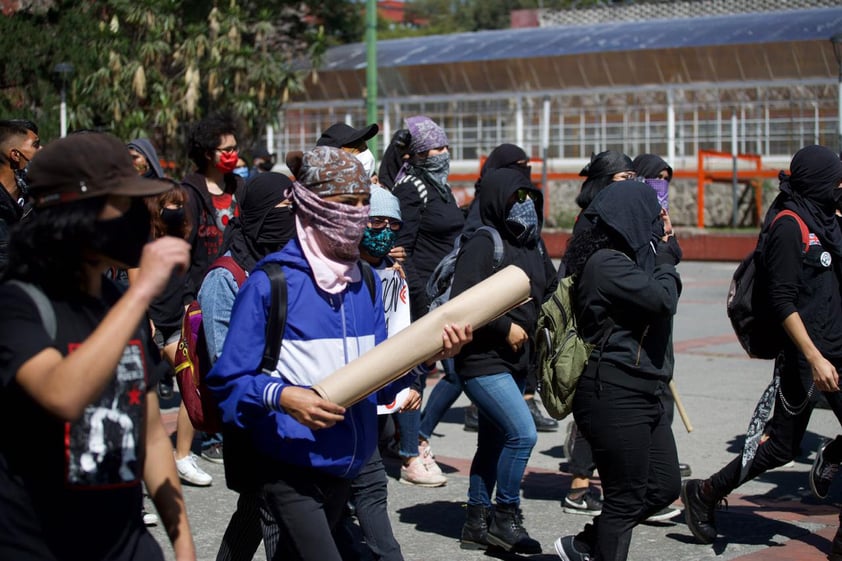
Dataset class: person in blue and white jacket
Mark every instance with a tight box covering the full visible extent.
[207,146,470,561]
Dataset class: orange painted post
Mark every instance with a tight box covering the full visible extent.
[697,151,706,228]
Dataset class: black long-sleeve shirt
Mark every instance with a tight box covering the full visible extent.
[761,215,842,361]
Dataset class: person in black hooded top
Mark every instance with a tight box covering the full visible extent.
[452,168,556,555]
[575,151,636,213]
[683,145,842,555]
[553,180,683,561]
[197,171,294,561]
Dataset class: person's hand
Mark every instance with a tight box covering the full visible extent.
[400,389,422,412]
[428,323,473,363]
[390,260,406,279]
[279,386,346,430]
[389,245,407,263]
[132,237,190,302]
[810,355,840,393]
[660,208,674,240]
[506,323,528,353]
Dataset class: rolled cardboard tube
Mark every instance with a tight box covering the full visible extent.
[312,265,531,408]
[669,379,693,433]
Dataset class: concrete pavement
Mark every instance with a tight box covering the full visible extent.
[148,261,842,561]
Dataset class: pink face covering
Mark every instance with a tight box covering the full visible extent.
[292,181,370,294]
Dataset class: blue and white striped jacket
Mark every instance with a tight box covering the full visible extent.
[207,238,406,478]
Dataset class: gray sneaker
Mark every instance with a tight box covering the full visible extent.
[554,536,592,561]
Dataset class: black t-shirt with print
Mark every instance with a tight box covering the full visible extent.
[0,279,166,561]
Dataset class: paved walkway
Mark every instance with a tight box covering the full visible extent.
[149,261,842,561]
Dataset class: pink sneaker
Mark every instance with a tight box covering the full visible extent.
[400,457,447,487]
[418,440,444,476]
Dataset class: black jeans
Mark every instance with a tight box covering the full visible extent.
[337,446,404,561]
[572,375,680,561]
[710,355,842,498]
[260,464,352,561]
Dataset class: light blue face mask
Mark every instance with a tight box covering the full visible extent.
[505,198,539,244]
[233,166,249,179]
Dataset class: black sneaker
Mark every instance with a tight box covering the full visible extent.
[679,462,692,478]
[554,536,592,561]
[157,377,174,400]
[810,440,839,499]
[644,505,682,523]
[562,489,602,516]
[681,479,718,544]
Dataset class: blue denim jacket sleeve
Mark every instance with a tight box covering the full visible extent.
[197,265,239,363]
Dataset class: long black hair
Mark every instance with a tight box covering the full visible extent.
[4,196,106,297]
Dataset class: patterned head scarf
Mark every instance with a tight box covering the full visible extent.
[285,146,369,197]
[404,116,449,155]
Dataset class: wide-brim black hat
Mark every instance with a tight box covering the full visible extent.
[29,132,172,207]
[316,122,379,149]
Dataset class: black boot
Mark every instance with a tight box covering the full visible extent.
[526,397,559,432]
[460,504,491,550]
[463,404,479,432]
[681,479,718,544]
[486,502,541,554]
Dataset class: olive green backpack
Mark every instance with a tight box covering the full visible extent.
[535,275,593,420]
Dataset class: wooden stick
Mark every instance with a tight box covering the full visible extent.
[669,379,693,433]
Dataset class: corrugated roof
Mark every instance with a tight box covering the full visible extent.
[321,7,842,70]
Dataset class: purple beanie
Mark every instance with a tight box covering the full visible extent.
[404,116,448,155]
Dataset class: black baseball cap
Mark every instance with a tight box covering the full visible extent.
[28,132,172,207]
[316,123,379,149]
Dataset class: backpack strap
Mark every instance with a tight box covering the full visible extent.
[473,226,505,268]
[771,210,810,254]
[359,261,376,303]
[8,280,56,340]
[259,262,287,374]
[207,255,248,287]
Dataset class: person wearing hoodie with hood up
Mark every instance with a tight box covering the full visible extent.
[554,180,683,561]
[128,138,166,180]
[682,146,842,559]
[452,168,556,555]
[206,146,470,561]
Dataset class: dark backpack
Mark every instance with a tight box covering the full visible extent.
[535,275,593,420]
[727,209,810,360]
[174,258,377,433]
[426,226,504,311]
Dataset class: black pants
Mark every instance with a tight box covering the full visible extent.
[336,446,404,561]
[260,464,352,561]
[572,374,680,561]
[216,492,278,561]
[710,356,842,498]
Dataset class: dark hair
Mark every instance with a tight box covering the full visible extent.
[561,222,622,279]
[146,182,190,240]
[187,112,238,172]
[0,119,38,165]
[4,197,106,297]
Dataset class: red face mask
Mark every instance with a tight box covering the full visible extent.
[215,151,239,174]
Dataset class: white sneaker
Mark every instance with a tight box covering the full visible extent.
[142,509,159,526]
[175,453,213,486]
[418,440,444,476]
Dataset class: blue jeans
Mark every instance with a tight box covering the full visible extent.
[419,358,462,441]
[396,369,427,458]
[462,373,537,506]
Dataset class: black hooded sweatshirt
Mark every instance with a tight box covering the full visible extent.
[451,168,557,379]
[758,145,842,363]
[573,181,681,392]
[181,171,244,303]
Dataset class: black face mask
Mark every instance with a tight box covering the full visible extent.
[160,207,185,237]
[257,160,275,172]
[834,188,842,212]
[93,198,152,268]
[257,206,295,252]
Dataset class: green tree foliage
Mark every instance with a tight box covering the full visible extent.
[0,0,362,172]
